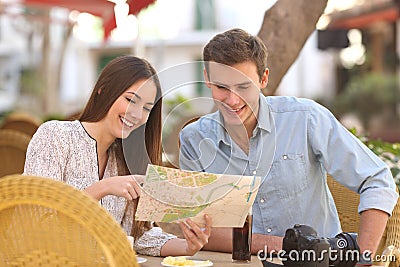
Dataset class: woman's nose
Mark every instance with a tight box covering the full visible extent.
[127,106,143,120]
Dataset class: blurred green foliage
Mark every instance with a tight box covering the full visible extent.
[164,94,192,114]
[0,111,11,125]
[20,68,43,95]
[162,93,193,141]
[334,72,400,129]
[42,114,65,122]
[349,128,400,190]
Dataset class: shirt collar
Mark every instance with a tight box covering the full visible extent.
[214,111,230,146]
[257,94,272,133]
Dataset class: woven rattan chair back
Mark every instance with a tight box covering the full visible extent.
[327,175,360,233]
[378,188,400,267]
[0,175,139,267]
[328,175,400,266]
[0,113,41,137]
[0,129,31,178]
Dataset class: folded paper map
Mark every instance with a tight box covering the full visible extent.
[135,164,261,227]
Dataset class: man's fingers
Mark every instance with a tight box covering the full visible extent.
[180,221,195,240]
[180,221,203,248]
[185,219,204,236]
[182,219,209,245]
[203,214,212,236]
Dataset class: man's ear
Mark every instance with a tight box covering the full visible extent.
[260,68,269,89]
[203,68,212,88]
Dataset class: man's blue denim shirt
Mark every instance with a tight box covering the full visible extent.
[179,94,398,237]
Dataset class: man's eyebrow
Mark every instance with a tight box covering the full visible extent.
[236,81,252,87]
[211,81,229,87]
[211,81,252,87]
[127,92,155,105]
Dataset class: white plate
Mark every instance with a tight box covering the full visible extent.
[136,257,147,264]
[161,260,213,267]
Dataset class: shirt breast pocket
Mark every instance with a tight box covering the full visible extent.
[270,153,309,199]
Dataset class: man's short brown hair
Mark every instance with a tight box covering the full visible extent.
[203,28,268,81]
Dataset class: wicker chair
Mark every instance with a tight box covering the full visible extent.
[0,175,139,267]
[327,175,400,267]
[0,112,41,137]
[0,129,31,178]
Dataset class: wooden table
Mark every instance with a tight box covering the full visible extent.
[138,251,264,266]
[138,252,385,266]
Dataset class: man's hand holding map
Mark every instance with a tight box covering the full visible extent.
[135,165,261,227]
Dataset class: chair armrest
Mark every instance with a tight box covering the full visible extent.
[374,245,400,267]
[377,187,400,267]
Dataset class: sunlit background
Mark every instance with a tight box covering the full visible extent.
[0,0,399,146]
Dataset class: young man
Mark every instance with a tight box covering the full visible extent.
[179,28,398,257]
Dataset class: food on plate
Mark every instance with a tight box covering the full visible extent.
[162,256,212,266]
[163,256,194,266]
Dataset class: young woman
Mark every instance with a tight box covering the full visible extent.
[24,56,211,256]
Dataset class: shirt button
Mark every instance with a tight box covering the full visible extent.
[267,228,272,233]
[260,198,265,203]
[283,155,288,160]
[253,170,257,175]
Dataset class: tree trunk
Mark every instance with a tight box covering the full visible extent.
[40,9,53,114]
[41,10,73,116]
[258,0,328,95]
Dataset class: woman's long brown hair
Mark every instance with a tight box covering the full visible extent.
[79,56,162,239]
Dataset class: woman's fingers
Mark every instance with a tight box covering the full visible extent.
[122,188,133,200]
[122,175,143,200]
[131,175,145,185]
[131,181,142,196]
[105,176,143,200]
[126,181,141,199]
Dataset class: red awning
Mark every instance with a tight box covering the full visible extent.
[327,2,399,30]
[17,0,156,39]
